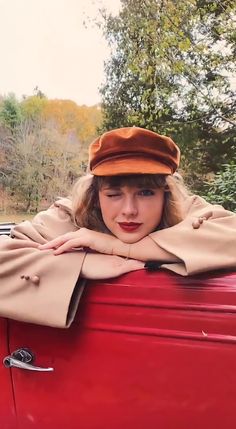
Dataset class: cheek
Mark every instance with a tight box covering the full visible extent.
[145,194,164,226]
[98,194,107,220]
[98,194,115,226]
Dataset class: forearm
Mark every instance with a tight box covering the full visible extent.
[113,236,180,262]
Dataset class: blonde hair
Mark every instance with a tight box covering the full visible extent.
[71,173,190,232]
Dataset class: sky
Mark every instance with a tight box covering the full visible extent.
[0,0,121,106]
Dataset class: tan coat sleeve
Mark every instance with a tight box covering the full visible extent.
[0,199,86,328]
[149,195,236,276]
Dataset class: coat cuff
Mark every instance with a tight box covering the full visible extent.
[0,243,86,328]
[149,211,236,276]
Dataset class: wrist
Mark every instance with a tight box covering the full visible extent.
[113,238,131,258]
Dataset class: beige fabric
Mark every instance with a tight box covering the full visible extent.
[0,195,235,327]
[0,200,86,328]
[149,195,236,275]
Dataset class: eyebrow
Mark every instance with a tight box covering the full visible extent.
[102,186,121,190]
[101,185,157,190]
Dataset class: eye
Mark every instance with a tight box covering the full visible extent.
[138,189,155,196]
[106,192,122,198]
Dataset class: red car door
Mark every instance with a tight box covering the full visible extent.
[0,318,17,429]
[4,270,236,429]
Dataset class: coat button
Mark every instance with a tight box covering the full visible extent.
[31,275,40,285]
[192,210,213,229]
[192,219,201,229]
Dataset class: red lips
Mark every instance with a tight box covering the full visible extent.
[118,222,142,232]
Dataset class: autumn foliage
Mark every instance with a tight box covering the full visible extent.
[0,93,102,213]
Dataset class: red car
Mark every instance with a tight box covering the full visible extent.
[1,224,236,429]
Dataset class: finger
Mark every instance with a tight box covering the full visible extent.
[125,259,145,270]
[119,259,145,274]
[38,236,69,250]
[53,239,83,255]
[38,240,61,249]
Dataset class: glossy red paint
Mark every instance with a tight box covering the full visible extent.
[0,318,17,429]
[1,269,236,429]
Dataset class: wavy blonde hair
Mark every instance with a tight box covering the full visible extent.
[71,173,190,233]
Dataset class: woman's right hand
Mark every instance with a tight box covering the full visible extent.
[81,253,144,279]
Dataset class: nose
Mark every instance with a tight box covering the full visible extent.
[122,196,138,218]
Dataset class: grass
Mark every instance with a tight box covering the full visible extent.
[0,213,34,223]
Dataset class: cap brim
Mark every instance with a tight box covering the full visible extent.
[91,158,172,176]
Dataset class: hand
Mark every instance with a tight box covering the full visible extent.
[38,228,119,256]
[81,253,144,279]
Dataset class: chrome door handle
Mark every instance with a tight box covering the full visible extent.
[3,348,54,372]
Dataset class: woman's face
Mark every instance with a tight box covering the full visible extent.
[99,184,165,243]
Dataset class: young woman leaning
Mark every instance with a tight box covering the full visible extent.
[0,127,235,327]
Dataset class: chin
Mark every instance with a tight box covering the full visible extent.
[116,232,145,244]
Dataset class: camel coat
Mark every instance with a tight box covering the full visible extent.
[0,196,235,328]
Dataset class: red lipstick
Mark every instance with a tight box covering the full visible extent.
[118,222,142,232]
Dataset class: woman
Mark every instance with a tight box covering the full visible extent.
[0,127,235,327]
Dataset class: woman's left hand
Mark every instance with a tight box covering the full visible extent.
[38,228,119,256]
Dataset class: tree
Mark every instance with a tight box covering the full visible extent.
[0,94,22,129]
[0,93,102,212]
[43,99,102,145]
[21,95,47,122]
[204,161,236,211]
[1,118,84,212]
[99,0,236,189]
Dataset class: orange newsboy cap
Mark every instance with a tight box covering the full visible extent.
[89,127,180,176]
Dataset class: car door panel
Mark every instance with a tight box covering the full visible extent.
[4,270,236,429]
[0,318,17,429]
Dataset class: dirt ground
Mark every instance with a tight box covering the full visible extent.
[0,213,34,223]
